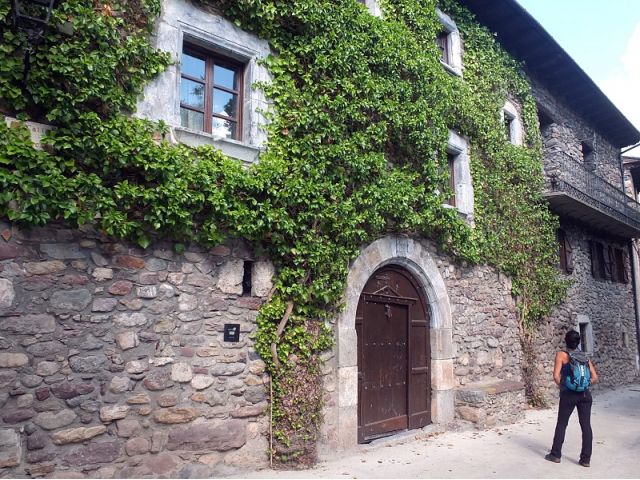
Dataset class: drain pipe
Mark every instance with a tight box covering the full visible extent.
[628,240,640,369]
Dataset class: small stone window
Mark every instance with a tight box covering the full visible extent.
[581,141,595,171]
[577,317,593,354]
[502,100,523,146]
[242,260,253,296]
[436,9,462,77]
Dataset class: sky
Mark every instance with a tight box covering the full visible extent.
[516,0,640,152]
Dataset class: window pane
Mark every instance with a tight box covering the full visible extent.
[180,79,205,108]
[212,117,237,139]
[213,89,237,118]
[214,64,238,90]
[182,52,205,80]
[180,108,204,131]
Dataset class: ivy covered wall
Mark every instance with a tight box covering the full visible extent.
[0,0,567,465]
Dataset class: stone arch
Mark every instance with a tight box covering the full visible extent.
[329,235,454,451]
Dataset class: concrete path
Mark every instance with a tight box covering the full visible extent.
[230,384,640,479]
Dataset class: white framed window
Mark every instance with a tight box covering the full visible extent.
[502,100,523,145]
[136,0,271,164]
[445,130,474,222]
[436,9,463,77]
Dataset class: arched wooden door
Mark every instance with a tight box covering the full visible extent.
[356,265,431,443]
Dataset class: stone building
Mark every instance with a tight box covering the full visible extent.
[1,0,639,476]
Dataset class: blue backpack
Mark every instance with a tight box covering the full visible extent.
[564,351,591,392]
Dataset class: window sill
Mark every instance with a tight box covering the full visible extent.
[173,126,263,164]
[441,203,474,224]
[440,60,462,78]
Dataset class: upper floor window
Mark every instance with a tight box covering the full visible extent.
[446,151,456,207]
[557,229,573,274]
[444,130,473,222]
[436,9,462,77]
[502,100,523,145]
[581,141,595,171]
[612,246,629,283]
[180,46,244,141]
[590,240,628,283]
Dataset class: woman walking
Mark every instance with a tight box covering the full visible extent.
[545,330,599,467]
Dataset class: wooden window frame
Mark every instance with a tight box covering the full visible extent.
[558,229,573,274]
[180,45,244,140]
[590,240,606,280]
[614,247,628,283]
[437,31,450,65]
[447,152,456,207]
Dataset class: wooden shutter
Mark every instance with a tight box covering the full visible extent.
[564,234,574,273]
[605,245,614,280]
[558,229,573,274]
[590,241,598,278]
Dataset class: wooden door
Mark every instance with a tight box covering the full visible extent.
[356,265,431,443]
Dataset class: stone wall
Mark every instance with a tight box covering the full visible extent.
[0,220,272,478]
[447,262,521,386]
[533,80,623,190]
[533,220,640,401]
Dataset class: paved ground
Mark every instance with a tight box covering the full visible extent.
[230,384,640,479]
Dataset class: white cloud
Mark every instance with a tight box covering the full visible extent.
[601,22,640,153]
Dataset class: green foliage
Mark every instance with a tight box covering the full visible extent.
[0,0,567,465]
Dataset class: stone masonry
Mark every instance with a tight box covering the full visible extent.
[0,220,272,478]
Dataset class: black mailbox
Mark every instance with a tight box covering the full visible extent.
[223,323,240,342]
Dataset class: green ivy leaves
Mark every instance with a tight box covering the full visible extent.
[0,0,566,465]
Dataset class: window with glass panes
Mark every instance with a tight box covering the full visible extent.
[180,46,243,140]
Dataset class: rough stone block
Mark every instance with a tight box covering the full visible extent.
[115,331,139,351]
[153,407,198,424]
[51,289,92,311]
[0,352,29,367]
[109,376,131,393]
[108,280,133,296]
[167,419,246,451]
[251,260,274,297]
[24,260,66,275]
[217,259,243,295]
[62,441,121,467]
[125,437,151,456]
[113,312,147,327]
[99,405,130,423]
[171,362,193,382]
[92,298,118,312]
[0,278,15,308]
[34,409,77,430]
[51,425,107,445]
[40,243,85,259]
